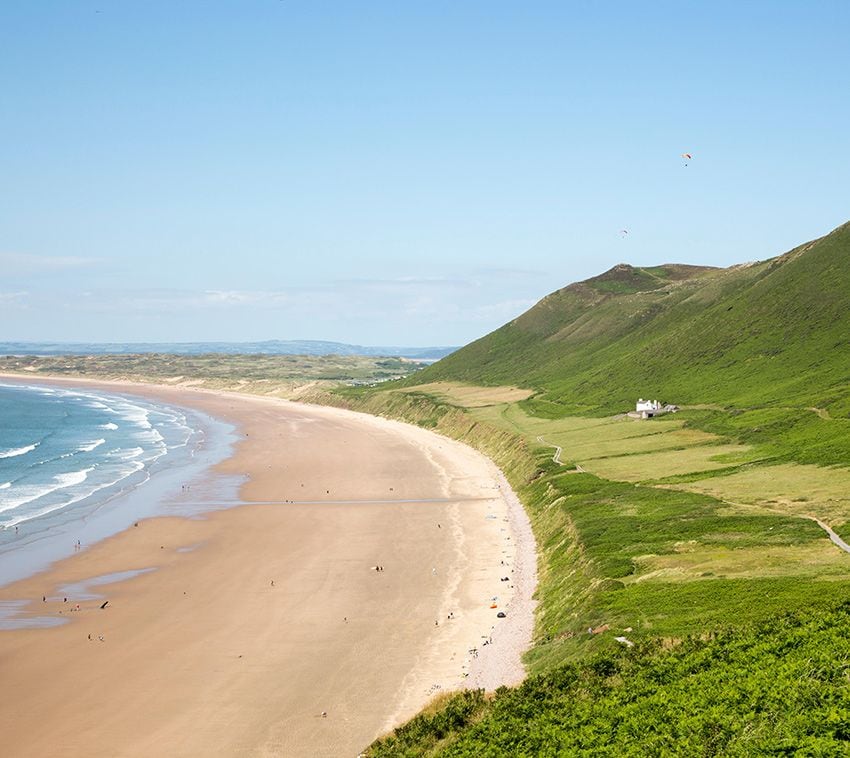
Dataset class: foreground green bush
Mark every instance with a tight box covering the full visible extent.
[369,601,850,756]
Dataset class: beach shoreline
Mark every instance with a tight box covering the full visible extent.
[0,378,242,592]
[0,374,536,757]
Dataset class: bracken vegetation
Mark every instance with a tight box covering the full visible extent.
[368,603,850,756]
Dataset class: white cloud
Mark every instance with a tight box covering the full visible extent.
[201,290,291,306]
[0,252,100,274]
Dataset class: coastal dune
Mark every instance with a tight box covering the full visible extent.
[0,382,534,757]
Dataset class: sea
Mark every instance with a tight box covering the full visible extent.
[0,382,241,592]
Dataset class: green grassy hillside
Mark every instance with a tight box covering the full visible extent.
[352,221,850,755]
[405,222,850,469]
[416,222,850,418]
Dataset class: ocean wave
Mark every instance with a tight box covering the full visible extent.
[105,398,154,429]
[139,439,168,461]
[0,467,95,515]
[47,390,152,430]
[106,446,144,461]
[124,412,152,429]
[54,467,95,488]
[77,439,106,453]
[1,499,76,528]
[0,491,43,514]
[0,462,145,529]
[0,386,199,530]
[132,431,166,458]
[0,443,40,459]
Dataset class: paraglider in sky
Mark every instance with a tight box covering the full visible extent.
[619,229,629,238]
[681,152,693,166]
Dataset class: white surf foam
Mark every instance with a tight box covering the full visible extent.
[0,467,95,515]
[0,443,39,460]
[53,467,95,488]
[107,446,144,461]
[77,439,106,453]
[0,462,145,529]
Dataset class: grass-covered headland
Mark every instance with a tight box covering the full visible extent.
[327,222,850,754]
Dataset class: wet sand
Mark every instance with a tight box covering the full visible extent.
[0,379,534,757]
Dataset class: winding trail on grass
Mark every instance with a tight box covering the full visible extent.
[537,435,563,464]
[805,516,850,554]
[537,435,584,472]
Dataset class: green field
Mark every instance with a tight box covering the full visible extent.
[345,377,850,754]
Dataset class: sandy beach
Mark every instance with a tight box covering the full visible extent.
[0,378,535,757]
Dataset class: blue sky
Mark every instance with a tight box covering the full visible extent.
[2,1,848,346]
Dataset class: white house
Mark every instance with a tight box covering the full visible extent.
[631,398,678,419]
[636,398,661,413]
